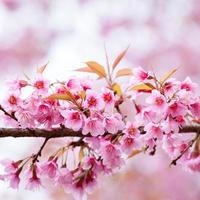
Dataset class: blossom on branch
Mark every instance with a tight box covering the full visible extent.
[0,52,199,199]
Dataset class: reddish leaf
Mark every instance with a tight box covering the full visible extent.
[86,61,106,78]
[37,62,48,74]
[79,147,84,162]
[112,47,129,69]
[75,67,93,73]
[128,149,143,158]
[47,91,74,101]
[78,91,86,100]
[160,68,177,84]
[115,68,133,78]
[129,83,155,92]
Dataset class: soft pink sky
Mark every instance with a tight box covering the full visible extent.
[0,0,199,199]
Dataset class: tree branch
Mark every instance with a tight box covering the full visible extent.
[0,125,199,138]
[170,133,200,166]
[178,126,200,133]
[0,105,18,122]
[32,137,50,163]
[0,127,86,138]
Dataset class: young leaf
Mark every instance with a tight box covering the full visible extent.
[192,119,200,124]
[78,91,86,100]
[112,46,129,69]
[47,91,74,101]
[115,68,133,78]
[160,68,177,84]
[79,147,84,162]
[86,61,106,78]
[129,83,155,92]
[37,62,48,74]
[75,67,93,73]
[128,149,143,158]
[112,83,122,96]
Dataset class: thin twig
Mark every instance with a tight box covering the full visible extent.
[0,105,18,122]
[170,133,199,166]
[104,43,112,84]
[32,138,50,163]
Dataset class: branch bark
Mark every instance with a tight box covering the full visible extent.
[0,127,85,138]
[0,125,199,138]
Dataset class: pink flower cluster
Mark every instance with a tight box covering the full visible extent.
[0,67,199,199]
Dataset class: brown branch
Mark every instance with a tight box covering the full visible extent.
[0,125,199,138]
[32,138,50,163]
[0,127,87,138]
[0,105,18,122]
[178,126,200,133]
[170,133,200,166]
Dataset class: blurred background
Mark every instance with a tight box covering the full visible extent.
[0,0,200,199]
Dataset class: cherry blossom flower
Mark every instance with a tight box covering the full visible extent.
[80,79,92,91]
[183,152,200,172]
[180,77,198,93]
[144,122,163,140]
[3,92,21,109]
[146,90,167,112]
[83,170,97,193]
[15,107,35,128]
[0,159,23,189]
[120,136,136,154]
[55,168,73,189]
[100,142,123,169]
[190,102,200,118]
[103,113,124,134]
[26,175,41,191]
[71,168,97,199]
[136,107,159,125]
[163,78,179,97]
[82,117,104,136]
[40,159,58,178]
[162,134,187,158]
[0,159,21,173]
[85,137,101,150]
[65,78,81,92]
[123,121,140,137]
[83,90,104,110]
[133,67,149,82]
[33,75,49,95]
[7,78,28,91]
[167,102,187,117]
[1,114,19,128]
[35,103,63,129]
[25,165,42,191]
[162,116,181,134]
[60,110,83,131]
[82,156,103,172]
[4,172,20,189]
[162,134,175,155]
[177,89,197,105]
[101,89,115,107]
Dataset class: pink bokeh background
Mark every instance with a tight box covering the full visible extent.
[0,0,199,199]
